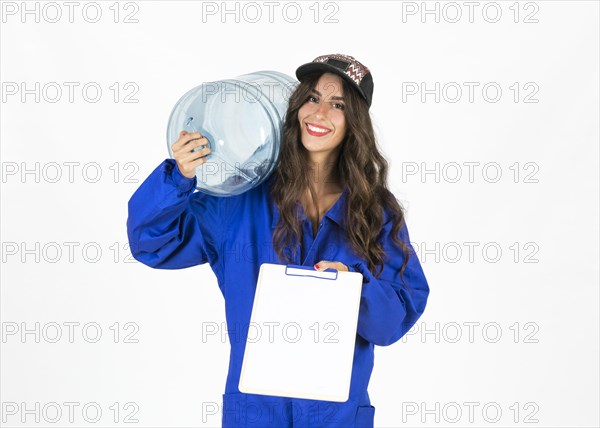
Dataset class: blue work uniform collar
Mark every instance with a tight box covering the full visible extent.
[270,185,349,230]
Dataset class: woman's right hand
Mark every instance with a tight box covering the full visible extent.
[171,130,212,179]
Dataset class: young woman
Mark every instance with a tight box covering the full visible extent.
[127,54,430,428]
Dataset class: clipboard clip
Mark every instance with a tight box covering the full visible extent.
[285,264,339,281]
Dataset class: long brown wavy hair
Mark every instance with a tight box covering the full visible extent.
[269,71,412,289]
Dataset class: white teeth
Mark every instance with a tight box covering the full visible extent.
[307,124,330,134]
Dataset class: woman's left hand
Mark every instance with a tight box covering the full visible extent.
[314,260,349,272]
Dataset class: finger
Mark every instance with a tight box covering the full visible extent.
[177,154,209,178]
[180,145,211,163]
[176,134,205,152]
[315,261,334,271]
[173,137,209,157]
[185,156,209,173]
[315,261,348,272]
[177,142,210,162]
[179,153,209,170]
[172,132,204,152]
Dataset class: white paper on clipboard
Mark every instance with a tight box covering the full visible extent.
[238,262,363,402]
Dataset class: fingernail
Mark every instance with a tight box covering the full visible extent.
[314,264,320,270]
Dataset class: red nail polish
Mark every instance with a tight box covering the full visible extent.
[315,264,320,269]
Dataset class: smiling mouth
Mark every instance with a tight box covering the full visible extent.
[305,122,332,136]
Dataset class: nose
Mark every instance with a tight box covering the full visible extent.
[314,100,328,119]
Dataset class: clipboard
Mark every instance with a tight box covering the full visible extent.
[238,263,363,402]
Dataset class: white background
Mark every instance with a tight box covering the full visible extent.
[1,1,598,427]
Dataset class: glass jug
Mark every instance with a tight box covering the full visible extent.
[166,71,298,196]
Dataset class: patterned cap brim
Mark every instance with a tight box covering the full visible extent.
[295,62,371,107]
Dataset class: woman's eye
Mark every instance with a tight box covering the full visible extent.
[333,102,345,110]
[308,95,318,103]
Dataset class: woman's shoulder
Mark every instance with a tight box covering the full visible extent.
[189,173,273,201]
[213,174,275,210]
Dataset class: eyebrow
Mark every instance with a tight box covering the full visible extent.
[310,88,345,101]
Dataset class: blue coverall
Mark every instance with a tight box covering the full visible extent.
[126,159,430,428]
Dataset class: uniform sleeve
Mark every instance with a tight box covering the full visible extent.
[126,158,225,278]
[347,219,429,346]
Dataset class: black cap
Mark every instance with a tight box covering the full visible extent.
[295,53,374,108]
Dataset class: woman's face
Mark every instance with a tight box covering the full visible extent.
[297,72,347,157]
